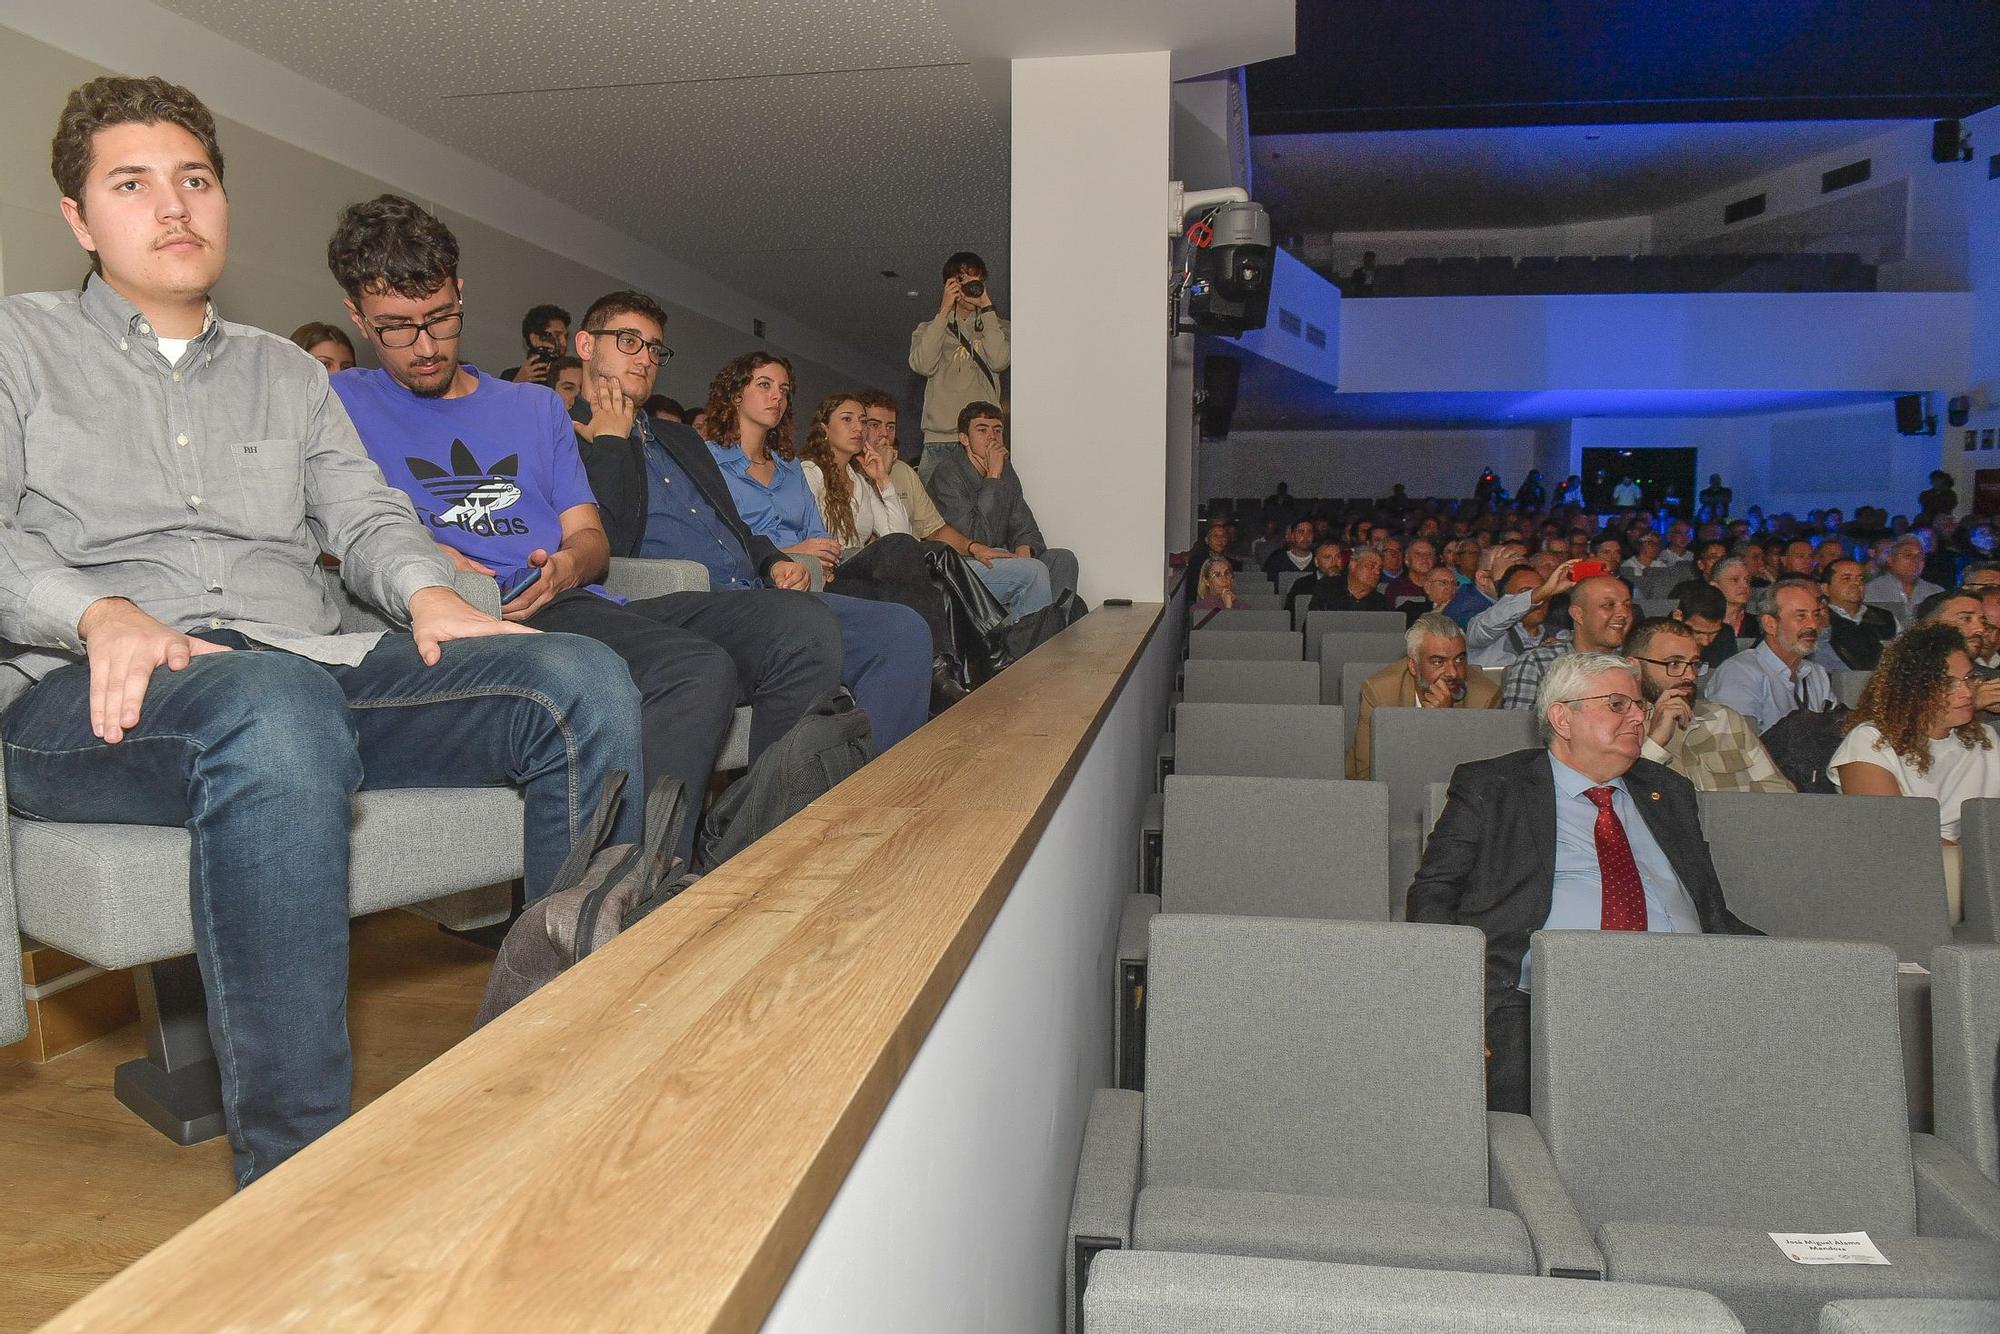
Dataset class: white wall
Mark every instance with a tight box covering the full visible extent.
[1010,52,1172,603]
[0,25,873,417]
[1202,427,1539,502]
[763,606,1180,1334]
[1940,105,2000,505]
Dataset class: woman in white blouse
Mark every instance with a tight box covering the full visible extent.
[1831,623,2000,922]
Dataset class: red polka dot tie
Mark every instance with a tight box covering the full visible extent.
[1585,786,1649,932]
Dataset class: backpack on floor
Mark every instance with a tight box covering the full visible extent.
[473,770,698,1029]
[996,589,1088,662]
[695,688,876,873]
[1760,701,1850,795]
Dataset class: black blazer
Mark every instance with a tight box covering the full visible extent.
[575,414,789,577]
[1409,748,1760,1028]
[1826,605,1897,671]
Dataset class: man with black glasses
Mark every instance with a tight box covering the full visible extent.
[328,197,841,866]
[1626,617,1792,793]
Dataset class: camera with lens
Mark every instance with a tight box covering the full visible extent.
[960,278,985,300]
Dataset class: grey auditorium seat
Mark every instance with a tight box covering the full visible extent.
[0,570,531,1143]
[1180,659,1318,708]
[1270,570,1306,599]
[1949,799,2000,943]
[1307,627,1406,675]
[1931,945,2000,1186]
[1374,707,1538,903]
[1228,593,1284,610]
[1185,628,1301,662]
[1499,932,2000,1334]
[1302,608,1406,639]
[1116,778,1391,1089]
[1818,1298,2000,1333]
[1082,1252,1745,1334]
[1195,609,1292,632]
[1831,670,1872,710]
[1069,916,1533,1332]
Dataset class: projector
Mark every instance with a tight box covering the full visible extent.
[1186,200,1273,336]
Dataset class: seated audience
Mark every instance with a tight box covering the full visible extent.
[911,252,1007,482]
[572,326,929,752]
[1443,542,1523,627]
[1867,536,1944,627]
[926,400,1080,600]
[1626,618,1792,792]
[1410,651,1759,1111]
[1384,537,1436,603]
[1816,556,1896,671]
[1283,539,1343,615]
[1619,532,1666,579]
[1832,623,1999,923]
[4,81,639,1186]
[796,392,968,701]
[1190,557,1243,613]
[1704,581,1832,731]
[289,320,355,374]
[1306,544,1390,611]
[642,394,685,424]
[1466,560,1573,670]
[499,301,570,384]
[1419,564,1462,617]
[859,390,1052,619]
[328,205,772,867]
[1708,556,1759,651]
[1501,574,1633,708]
[1260,518,1315,577]
[1777,538,1817,577]
[1185,519,1240,583]
[1376,536,1407,589]
[1346,613,1500,780]
[1670,579,1731,672]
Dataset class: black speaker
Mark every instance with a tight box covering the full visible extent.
[1949,395,1971,428]
[1933,119,1965,163]
[1199,355,1241,440]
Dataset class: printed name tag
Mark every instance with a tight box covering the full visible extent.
[1768,1231,1890,1265]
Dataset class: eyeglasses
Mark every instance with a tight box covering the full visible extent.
[1630,655,1701,677]
[587,327,673,364]
[1561,693,1645,716]
[1947,671,1980,691]
[371,306,463,348]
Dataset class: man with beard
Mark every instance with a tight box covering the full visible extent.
[1284,538,1344,616]
[1627,618,1792,792]
[1705,580,1834,732]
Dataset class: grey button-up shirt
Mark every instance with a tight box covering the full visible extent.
[0,276,452,683]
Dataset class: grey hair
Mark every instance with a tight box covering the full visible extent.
[1709,556,1747,583]
[1405,612,1465,660]
[1534,651,1638,744]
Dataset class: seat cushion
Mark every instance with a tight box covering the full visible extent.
[13,787,525,968]
[1818,1298,2000,1334]
[1135,1185,1534,1276]
[1598,1220,2000,1334]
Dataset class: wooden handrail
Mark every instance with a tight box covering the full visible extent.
[44,603,1166,1334]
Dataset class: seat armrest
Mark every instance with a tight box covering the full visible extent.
[1155,734,1175,790]
[1488,1111,1603,1278]
[1912,1132,2000,1243]
[793,555,826,592]
[0,754,25,1045]
[1066,1088,1143,1334]
[451,568,502,617]
[605,556,710,601]
[1118,895,1160,967]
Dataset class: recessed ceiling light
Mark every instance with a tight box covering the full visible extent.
[906,289,919,298]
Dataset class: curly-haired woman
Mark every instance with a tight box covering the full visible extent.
[1831,623,2000,922]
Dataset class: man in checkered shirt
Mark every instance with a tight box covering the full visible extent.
[1501,573,1634,709]
[1625,617,1793,793]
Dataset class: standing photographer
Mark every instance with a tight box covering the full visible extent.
[499,302,570,385]
[911,251,1009,484]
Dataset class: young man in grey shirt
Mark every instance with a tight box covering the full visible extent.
[0,75,643,1187]
[924,400,1080,601]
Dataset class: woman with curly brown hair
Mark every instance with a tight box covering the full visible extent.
[702,352,844,574]
[1831,622,2000,921]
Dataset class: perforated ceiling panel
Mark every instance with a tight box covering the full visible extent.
[154,0,1007,367]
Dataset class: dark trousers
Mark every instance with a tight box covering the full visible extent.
[1487,996,1531,1115]
[833,533,951,656]
[529,588,843,860]
[2,631,643,1186]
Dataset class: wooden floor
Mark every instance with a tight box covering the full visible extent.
[0,912,493,1331]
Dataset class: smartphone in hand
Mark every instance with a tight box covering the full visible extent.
[497,566,542,603]
[1571,559,1609,580]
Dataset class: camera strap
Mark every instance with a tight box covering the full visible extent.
[949,319,1001,394]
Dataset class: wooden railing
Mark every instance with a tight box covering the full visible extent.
[45,604,1166,1334]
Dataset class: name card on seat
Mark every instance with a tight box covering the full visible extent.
[1768,1231,1890,1265]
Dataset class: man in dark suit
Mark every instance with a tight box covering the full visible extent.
[1408,650,1761,1113]
[1818,558,1896,671]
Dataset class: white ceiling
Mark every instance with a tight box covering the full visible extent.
[1253,119,1911,234]
[153,0,1010,367]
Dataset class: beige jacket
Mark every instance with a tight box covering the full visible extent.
[1346,661,1502,781]
[886,460,947,540]
[909,308,1010,441]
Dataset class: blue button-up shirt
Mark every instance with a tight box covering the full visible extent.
[1522,754,1702,990]
[637,424,761,589]
[1705,640,1833,733]
[708,442,828,547]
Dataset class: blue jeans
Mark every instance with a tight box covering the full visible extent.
[817,593,930,749]
[1,630,642,1187]
[973,554,1052,619]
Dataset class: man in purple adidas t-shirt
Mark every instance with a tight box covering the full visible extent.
[327,195,844,864]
